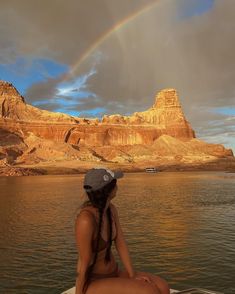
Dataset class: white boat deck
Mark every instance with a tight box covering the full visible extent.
[62,287,179,294]
[62,287,223,294]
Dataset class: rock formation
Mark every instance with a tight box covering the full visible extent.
[0,80,234,173]
[0,82,195,146]
[102,89,195,140]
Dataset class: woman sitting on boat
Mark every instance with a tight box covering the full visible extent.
[75,167,170,294]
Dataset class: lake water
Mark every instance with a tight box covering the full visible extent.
[0,172,234,294]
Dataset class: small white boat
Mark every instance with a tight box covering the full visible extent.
[145,167,158,173]
[62,286,223,294]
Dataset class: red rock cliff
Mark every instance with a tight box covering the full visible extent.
[0,81,195,146]
[0,80,233,166]
[102,89,195,140]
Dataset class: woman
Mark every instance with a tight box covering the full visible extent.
[75,167,170,294]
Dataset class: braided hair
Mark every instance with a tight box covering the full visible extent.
[81,179,117,293]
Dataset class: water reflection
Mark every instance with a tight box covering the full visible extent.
[0,172,234,293]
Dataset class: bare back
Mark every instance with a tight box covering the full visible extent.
[76,205,117,274]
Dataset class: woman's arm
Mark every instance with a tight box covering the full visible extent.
[75,212,94,294]
[111,203,135,278]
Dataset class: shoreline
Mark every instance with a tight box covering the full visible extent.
[1,157,235,176]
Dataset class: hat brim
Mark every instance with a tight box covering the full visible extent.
[113,170,124,179]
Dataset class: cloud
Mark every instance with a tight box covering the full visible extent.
[29,66,100,118]
[1,0,235,151]
[26,76,65,102]
[0,57,68,95]
[57,68,97,97]
[0,0,157,64]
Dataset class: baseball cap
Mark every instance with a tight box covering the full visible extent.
[83,167,123,192]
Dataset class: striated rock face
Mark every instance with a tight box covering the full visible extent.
[0,80,233,168]
[101,89,195,140]
[0,82,195,147]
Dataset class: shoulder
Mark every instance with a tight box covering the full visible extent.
[75,210,96,245]
[76,208,96,230]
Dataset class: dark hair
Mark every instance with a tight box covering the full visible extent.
[81,179,117,293]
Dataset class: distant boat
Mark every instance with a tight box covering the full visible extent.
[145,167,158,173]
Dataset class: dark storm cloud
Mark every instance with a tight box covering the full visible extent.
[0,0,234,150]
[25,75,66,102]
[86,0,235,108]
[1,0,234,109]
[0,0,156,64]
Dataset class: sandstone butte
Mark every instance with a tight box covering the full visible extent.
[0,80,234,176]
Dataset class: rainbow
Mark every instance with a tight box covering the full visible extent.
[67,0,160,78]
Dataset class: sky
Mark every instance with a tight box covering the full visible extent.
[0,0,234,152]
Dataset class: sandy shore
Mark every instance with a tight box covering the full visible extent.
[1,156,234,176]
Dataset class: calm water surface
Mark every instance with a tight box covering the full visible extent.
[0,172,234,294]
